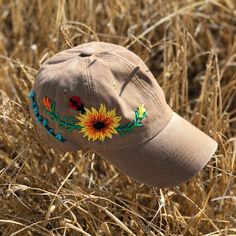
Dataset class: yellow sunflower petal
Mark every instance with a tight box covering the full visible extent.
[99,104,106,114]
[91,107,97,115]
[111,128,118,134]
[106,133,113,139]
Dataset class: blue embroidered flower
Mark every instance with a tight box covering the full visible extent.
[33,108,39,116]
[28,91,36,98]
[35,115,42,123]
[47,128,53,135]
[28,91,65,143]
[42,119,48,126]
[55,133,63,141]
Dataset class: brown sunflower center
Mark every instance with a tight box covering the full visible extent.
[93,121,106,130]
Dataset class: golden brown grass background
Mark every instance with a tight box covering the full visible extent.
[0,0,236,235]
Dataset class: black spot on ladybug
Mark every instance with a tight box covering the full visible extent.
[69,96,86,114]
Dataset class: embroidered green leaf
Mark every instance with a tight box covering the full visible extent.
[50,102,55,112]
[43,104,82,131]
[116,107,147,137]
[41,95,147,140]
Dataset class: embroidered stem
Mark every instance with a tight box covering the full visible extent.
[43,103,82,132]
[28,91,65,142]
[116,108,147,137]
[30,91,148,142]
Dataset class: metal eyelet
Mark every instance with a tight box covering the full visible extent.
[63,89,68,96]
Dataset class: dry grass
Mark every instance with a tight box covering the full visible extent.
[0,0,236,235]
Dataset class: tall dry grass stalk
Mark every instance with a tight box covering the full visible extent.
[0,0,236,235]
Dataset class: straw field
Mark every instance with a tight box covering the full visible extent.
[0,0,236,235]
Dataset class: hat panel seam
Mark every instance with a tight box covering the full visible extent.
[81,58,92,105]
[109,53,168,114]
[43,55,80,67]
[86,57,97,105]
[101,53,167,116]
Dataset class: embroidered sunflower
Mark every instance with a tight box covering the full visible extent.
[76,104,122,141]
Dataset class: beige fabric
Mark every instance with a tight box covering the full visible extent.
[29,41,217,187]
[96,112,217,187]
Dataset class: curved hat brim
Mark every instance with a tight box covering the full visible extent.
[96,112,217,187]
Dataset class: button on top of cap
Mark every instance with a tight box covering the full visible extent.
[79,48,94,57]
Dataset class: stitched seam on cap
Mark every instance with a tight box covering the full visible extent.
[85,57,95,104]
[110,53,168,115]
[99,53,165,114]
[87,57,97,104]
[43,55,80,67]
[81,58,90,104]
[101,53,167,115]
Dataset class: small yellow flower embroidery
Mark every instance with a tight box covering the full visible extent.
[137,104,146,118]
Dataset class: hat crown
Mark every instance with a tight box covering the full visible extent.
[28,42,217,187]
[31,42,172,151]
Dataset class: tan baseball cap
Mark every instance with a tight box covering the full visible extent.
[28,41,217,187]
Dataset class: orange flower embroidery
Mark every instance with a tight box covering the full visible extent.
[42,96,51,111]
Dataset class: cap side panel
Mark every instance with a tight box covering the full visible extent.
[82,54,173,151]
[84,57,97,105]
[30,42,172,152]
[106,52,169,115]
[106,53,170,116]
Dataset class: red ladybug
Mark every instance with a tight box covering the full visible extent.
[69,96,86,114]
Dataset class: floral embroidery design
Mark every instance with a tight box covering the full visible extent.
[28,91,65,142]
[28,90,147,142]
[42,97,80,133]
[42,96,51,111]
[116,104,147,137]
[69,96,86,114]
[76,104,122,141]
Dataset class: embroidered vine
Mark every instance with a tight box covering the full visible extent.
[116,105,147,137]
[28,91,65,142]
[28,90,147,142]
[42,96,82,132]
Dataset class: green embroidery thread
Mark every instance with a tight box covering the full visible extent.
[43,98,82,132]
[116,105,147,137]
[40,94,147,141]
[28,91,65,142]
